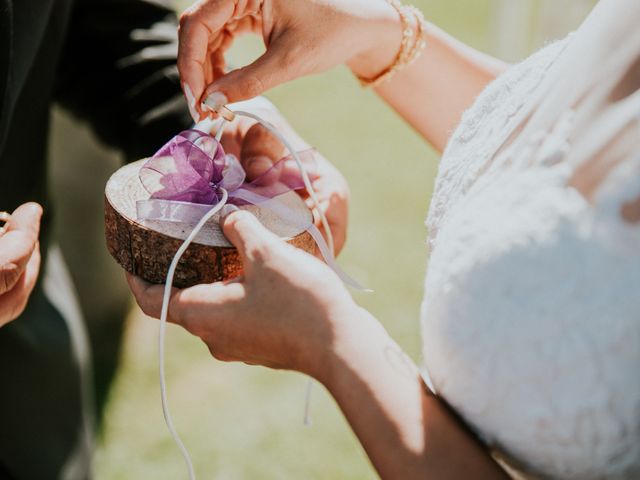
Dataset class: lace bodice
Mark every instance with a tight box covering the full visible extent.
[420,10,640,479]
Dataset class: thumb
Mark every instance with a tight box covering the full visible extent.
[221,206,280,273]
[240,123,286,181]
[8,202,42,239]
[202,41,297,107]
[0,203,42,295]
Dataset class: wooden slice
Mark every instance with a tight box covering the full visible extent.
[105,160,315,288]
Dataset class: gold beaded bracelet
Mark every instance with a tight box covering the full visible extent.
[357,0,428,89]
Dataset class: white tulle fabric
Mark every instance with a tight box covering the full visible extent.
[421,1,640,478]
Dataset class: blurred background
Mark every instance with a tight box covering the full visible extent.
[48,1,595,478]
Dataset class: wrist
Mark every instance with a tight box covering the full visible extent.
[314,306,396,388]
[346,4,404,80]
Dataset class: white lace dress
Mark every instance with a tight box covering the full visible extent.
[420,2,640,478]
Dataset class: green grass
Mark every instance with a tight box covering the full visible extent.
[94,2,494,478]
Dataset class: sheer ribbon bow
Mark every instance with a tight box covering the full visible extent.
[136,130,362,289]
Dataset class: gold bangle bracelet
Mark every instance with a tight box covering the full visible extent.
[357,1,427,89]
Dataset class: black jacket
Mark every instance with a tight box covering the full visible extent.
[0,1,190,478]
[0,0,190,233]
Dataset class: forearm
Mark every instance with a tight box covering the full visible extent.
[349,14,508,152]
[319,308,508,480]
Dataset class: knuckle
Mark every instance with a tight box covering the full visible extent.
[248,0,262,13]
[246,123,271,142]
[241,71,265,98]
[235,0,248,14]
[180,317,198,336]
[243,126,283,158]
[168,291,192,326]
[178,310,202,336]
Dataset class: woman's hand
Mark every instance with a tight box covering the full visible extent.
[126,207,507,479]
[178,0,402,114]
[178,0,505,151]
[127,208,360,380]
[0,203,43,327]
[216,97,350,254]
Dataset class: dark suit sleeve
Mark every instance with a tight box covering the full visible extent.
[54,0,192,162]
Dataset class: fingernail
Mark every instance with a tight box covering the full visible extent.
[183,83,199,123]
[26,202,43,217]
[203,91,229,111]
[244,156,273,176]
[220,204,239,219]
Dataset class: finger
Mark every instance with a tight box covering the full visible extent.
[0,244,40,326]
[125,272,245,336]
[23,242,41,295]
[240,123,287,180]
[210,49,227,81]
[0,203,42,294]
[126,273,164,319]
[202,39,298,106]
[9,202,42,239]
[184,83,200,124]
[228,14,259,36]
[125,273,191,323]
[166,281,245,336]
[233,0,262,18]
[221,209,280,271]
[218,115,254,158]
[178,0,236,110]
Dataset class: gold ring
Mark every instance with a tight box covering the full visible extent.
[207,105,236,122]
[202,97,236,122]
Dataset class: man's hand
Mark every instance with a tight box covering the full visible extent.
[217,98,350,255]
[0,203,42,327]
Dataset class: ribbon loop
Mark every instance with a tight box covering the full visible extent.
[137,130,366,290]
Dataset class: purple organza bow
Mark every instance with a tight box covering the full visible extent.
[137,129,314,216]
[136,130,364,289]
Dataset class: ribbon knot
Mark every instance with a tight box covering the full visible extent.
[135,130,365,290]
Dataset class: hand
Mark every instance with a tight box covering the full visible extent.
[126,210,506,480]
[178,0,402,114]
[0,203,43,327]
[127,208,362,380]
[216,97,350,255]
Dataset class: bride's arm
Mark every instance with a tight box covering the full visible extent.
[348,21,507,152]
[178,0,507,153]
[324,309,509,479]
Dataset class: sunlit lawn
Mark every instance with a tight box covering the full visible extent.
[94,2,494,478]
